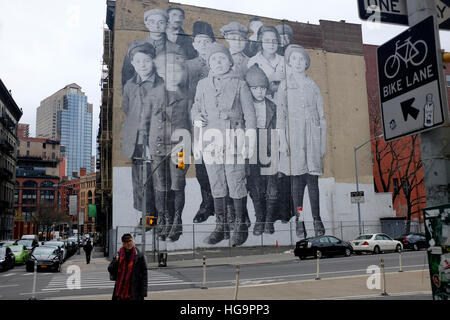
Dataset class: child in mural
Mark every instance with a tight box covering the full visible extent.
[151,52,191,242]
[191,42,256,246]
[244,17,264,58]
[275,44,327,238]
[221,22,250,80]
[275,24,293,56]
[245,64,280,235]
[186,21,217,225]
[121,42,164,219]
[122,9,185,87]
[247,25,286,98]
[166,7,196,60]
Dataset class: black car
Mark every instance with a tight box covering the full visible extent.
[26,246,63,272]
[395,233,429,251]
[294,235,353,260]
[0,246,15,271]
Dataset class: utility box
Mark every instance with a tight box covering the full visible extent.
[380,217,407,238]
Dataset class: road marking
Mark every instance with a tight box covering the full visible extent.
[0,284,19,288]
[322,290,433,300]
[1,273,17,277]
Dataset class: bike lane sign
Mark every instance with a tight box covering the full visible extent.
[377,15,448,141]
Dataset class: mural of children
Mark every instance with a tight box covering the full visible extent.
[244,17,264,58]
[221,22,250,80]
[150,52,191,242]
[275,24,293,56]
[166,7,196,60]
[186,21,217,224]
[121,42,163,217]
[191,42,256,246]
[275,45,327,238]
[122,9,184,87]
[245,65,279,235]
[247,26,285,97]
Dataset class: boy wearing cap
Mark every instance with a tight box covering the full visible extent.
[191,42,256,246]
[275,44,327,238]
[122,42,164,217]
[186,21,216,225]
[221,22,250,79]
[149,52,191,242]
[122,8,185,86]
[245,64,279,235]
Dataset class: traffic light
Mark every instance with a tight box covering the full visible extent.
[442,51,450,64]
[145,215,157,227]
[176,150,185,170]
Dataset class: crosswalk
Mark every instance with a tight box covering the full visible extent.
[43,270,190,292]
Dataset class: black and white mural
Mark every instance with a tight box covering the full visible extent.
[118,7,328,247]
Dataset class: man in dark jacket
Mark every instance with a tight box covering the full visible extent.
[108,234,148,300]
[83,240,93,264]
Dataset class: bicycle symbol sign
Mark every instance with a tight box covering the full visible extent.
[377,16,446,142]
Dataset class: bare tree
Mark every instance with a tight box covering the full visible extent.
[32,203,72,240]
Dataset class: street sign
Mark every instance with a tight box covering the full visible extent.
[357,0,450,30]
[377,15,447,141]
[351,191,365,203]
[145,215,157,227]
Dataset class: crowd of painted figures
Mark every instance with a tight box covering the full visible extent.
[121,7,327,246]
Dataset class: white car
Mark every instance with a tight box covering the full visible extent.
[351,233,403,254]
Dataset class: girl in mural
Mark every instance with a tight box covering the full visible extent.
[247,25,285,98]
[121,42,163,220]
[245,64,279,235]
[275,44,327,238]
[275,24,293,56]
[221,22,250,80]
[191,42,256,246]
[150,52,191,242]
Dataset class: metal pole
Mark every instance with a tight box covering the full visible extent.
[381,258,389,296]
[399,250,403,272]
[234,264,240,300]
[192,224,195,260]
[354,147,362,235]
[201,256,207,289]
[141,131,147,255]
[315,254,321,280]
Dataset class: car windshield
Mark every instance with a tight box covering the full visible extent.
[355,235,373,240]
[45,241,63,247]
[9,246,23,252]
[33,247,56,255]
[17,240,33,246]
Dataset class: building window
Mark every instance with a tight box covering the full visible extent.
[446,75,450,87]
[27,141,30,148]
[52,152,55,159]
[26,150,29,156]
[23,180,38,188]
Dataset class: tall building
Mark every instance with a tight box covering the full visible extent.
[18,123,29,139]
[0,79,22,240]
[36,83,93,176]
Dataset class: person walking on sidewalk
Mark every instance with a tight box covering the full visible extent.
[83,240,93,264]
[108,234,148,301]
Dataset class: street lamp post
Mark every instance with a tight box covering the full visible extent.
[354,134,383,235]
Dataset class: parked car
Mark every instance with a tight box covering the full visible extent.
[0,246,15,271]
[26,246,63,272]
[395,233,429,251]
[294,235,353,260]
[16,239,39,252]
[351,233,403,254]
[0,240,17,247]
[43,241,68,261]
[21,234,39,242]
[7,244,29,264]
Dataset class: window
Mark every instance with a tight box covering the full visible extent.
[327,237,340,244]
[40,181,54,188]
[446,75,450,87]
[319,237,329,243]
[23,180,37,188]
[26,150,29,156]
[27,141,30,148]
[52,152,55,159]
[375,235,384,241]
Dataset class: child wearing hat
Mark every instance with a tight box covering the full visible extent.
[245,64,280,235]
[275,44,327,238]
[149,52,191,242]
[221,22,250,79]
[191,42,256,247]
[121,42,164,218]
[186,21,217,225]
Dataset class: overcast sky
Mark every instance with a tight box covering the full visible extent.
[0,0,449,156]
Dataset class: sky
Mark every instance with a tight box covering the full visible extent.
[0,0,449,156]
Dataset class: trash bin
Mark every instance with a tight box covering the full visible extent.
[158,252,167,267]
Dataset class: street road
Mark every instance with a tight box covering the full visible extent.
[0,250,428,300]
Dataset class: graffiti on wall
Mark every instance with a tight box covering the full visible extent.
[120,7,327,246]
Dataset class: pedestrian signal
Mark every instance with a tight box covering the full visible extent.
[145,216,157,227]
[176,150,185,170]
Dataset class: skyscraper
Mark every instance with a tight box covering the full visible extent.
[36,83,93,176]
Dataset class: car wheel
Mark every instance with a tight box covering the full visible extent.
[396,244,402,253]
[355,251,362,255]
[413,244,418,251]
[344,248,352,257]
[373,246,380,254]
[316,250,323,259]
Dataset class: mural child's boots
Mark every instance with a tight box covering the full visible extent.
[193,188,215,223]
[264,200,277,234]
[252,198,266,236]
[314,218,325,236]
[156,191,172,240]
[231,197,249,246]
[168,190,184,242]
[226,196,235,232]
[205,197,228,245]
